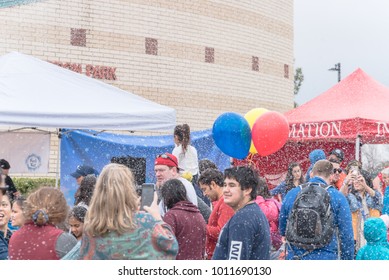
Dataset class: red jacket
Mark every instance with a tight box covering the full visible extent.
[9,222,63,260]
[206,196,235,259]
[163,201,206,260]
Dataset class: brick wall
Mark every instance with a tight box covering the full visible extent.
[0,0,294,177]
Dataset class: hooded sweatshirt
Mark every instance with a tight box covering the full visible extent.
[356,218,389,260]
[305,149,326,182]
[163,201,206,260]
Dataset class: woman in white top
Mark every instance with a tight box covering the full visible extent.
[172,124,199,178]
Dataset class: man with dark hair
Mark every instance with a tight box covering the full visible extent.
[198,159,218,175]
[212,166,270,260]
[279,159,354,260]
[198,168,234,259]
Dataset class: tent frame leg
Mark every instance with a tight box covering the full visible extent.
[55,129,62,188]
[355,135,361,161]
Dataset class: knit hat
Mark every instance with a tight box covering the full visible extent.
[309,149,326,164]
[154,153,179,168]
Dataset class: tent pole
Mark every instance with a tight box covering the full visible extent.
[55,129,62,188]
[355,135,361,161]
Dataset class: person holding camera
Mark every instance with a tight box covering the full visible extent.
[340,164,382,254]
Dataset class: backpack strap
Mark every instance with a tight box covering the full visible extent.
[285,240,313,260]
[304,182,333,191]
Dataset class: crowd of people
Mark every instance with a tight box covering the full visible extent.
[1,124,389,260]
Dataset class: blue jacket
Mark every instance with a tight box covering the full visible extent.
[279,176,354,260]
[356,218,389,260]
[270,181,287,200]
[212,203,271,260]
[382,186,389,215]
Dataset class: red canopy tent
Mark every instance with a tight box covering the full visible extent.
[239,68,389,187]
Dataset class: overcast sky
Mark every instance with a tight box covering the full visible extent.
[294,0,389,106]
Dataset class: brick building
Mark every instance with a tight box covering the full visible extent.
[0,0,294,176]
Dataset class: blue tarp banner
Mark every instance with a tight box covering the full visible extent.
[60,129,230,205]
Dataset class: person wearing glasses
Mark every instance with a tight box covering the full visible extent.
[154,153,199,215]
[327,149,347,189]
[328,157,345,189]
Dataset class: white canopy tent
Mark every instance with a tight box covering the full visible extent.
[0,51,176,185]
[0,51,176,130]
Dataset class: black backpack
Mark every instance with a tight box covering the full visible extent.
[285,182,334,251]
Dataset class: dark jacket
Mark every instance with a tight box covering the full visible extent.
[0,231,8,260]
[212,203,271,260]
[5,176,17,200]
[163,201,206,260]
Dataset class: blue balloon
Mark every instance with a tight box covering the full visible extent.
[212,112,251,159]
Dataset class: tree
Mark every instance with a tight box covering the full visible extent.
[294,67,304,107]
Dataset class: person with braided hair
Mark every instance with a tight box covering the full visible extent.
[8,187,77,259]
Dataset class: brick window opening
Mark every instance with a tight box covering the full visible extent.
[252,56,259,71]
[145,38,158,55]
[205,47,214,63]
[70,28,86,47]
[284,64,289,79]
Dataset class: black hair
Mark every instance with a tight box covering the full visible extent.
[257,177,271,199]
[160,179,187,210]
[68,205,88,223]
[224,166,258,200]
[12,195,26,208]
[198,168,224,187]
[74,174,96,206]
[198,159,218,174]
[0,168,5,196]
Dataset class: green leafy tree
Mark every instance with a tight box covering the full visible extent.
[294,67,304,107]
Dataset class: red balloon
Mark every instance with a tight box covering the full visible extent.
[252,111,289,156]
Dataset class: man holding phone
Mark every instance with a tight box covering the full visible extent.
[154,153,198,216]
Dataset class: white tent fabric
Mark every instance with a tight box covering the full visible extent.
[0,52,176,131]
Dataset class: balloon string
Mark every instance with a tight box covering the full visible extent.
[246,153,255,166]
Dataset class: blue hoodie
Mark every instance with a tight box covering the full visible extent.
[305,149,326,182]
[356,218,389,260]
[279,176,354,260]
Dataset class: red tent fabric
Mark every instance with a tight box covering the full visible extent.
[238,68,389,188]
[286,68,389,143]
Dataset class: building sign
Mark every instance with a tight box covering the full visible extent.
[49,61,117,80]
[289,121,389,139]
[289,121,342,138]
[376,122,389,137]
